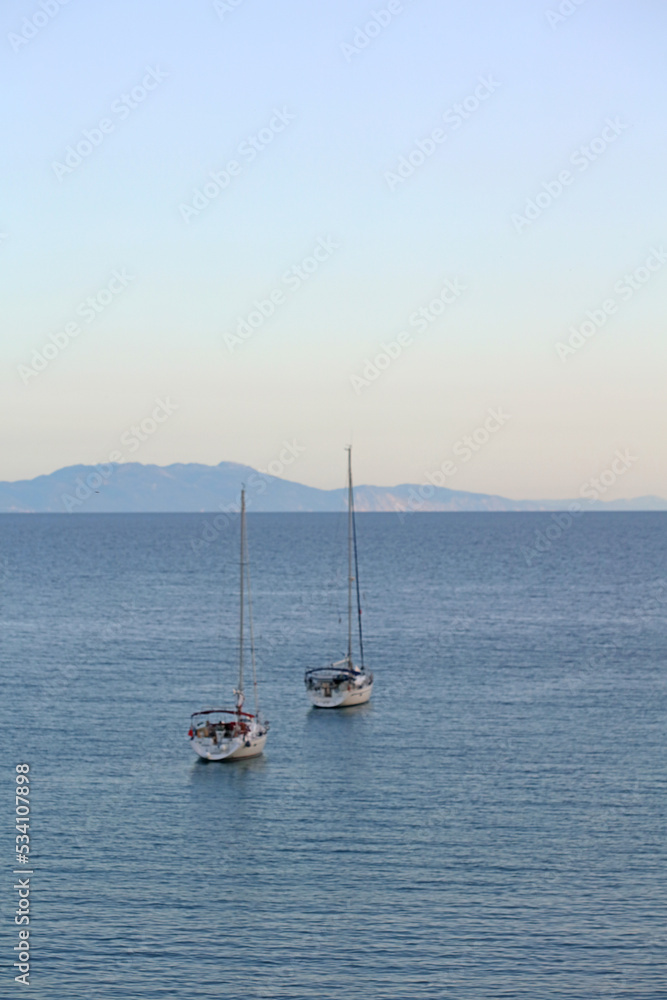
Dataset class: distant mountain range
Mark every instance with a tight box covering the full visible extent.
[0,461,665,513]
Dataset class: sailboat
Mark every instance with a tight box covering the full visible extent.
[189,488,269,760]
[304,446,374,708]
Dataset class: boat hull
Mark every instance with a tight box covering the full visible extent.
[306,677,373,709]
[190,730,267,762]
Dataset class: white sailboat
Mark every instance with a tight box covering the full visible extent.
[305,446,374,708]
[189,488,269,761]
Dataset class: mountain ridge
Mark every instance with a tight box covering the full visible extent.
[0,460,665,513]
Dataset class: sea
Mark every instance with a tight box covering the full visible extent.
[0,512,665,999]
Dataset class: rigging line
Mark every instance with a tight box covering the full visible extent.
[243,502,260,717]
[349,451,365,669]
[238,488,245,708]
[352,515,365,668]
[326,498,345,623]
[347,446,354,663]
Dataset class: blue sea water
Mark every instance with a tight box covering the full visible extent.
[0,512,665,999]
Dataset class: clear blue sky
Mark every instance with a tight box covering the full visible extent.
[1,0,665,499]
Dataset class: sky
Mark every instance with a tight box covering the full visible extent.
[1,0,665,499]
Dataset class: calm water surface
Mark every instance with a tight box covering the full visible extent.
[0,513,665,999]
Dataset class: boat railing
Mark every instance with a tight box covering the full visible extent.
[190,707,255,721]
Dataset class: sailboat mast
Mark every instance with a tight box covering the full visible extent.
[238,488,245,707]
[350,451,365,670]
[347,446,353,664]
[243,500,260,717]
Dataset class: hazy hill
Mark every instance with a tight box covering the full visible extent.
[0,461,665,513]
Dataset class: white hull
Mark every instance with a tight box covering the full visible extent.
[306,676,373,709]
[191,729,267,762]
